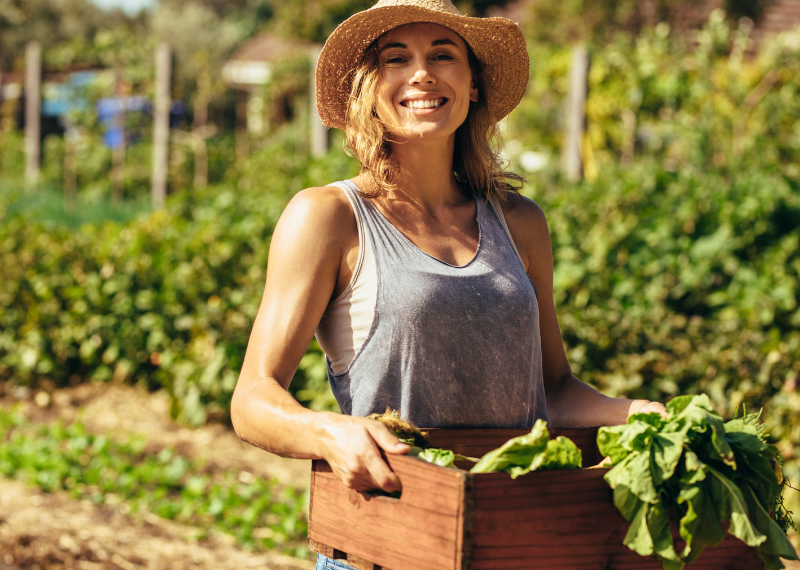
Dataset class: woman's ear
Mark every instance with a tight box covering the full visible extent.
[470,80,479,103]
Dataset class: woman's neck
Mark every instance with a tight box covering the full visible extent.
[378,134,468,211]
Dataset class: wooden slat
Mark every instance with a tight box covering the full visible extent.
[309,455,469,570]
[471,467,764,570]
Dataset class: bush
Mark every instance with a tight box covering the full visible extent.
[0,136,357,424]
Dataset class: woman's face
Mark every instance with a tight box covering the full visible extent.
[374,22,478,143]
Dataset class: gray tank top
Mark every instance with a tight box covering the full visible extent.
[323,180,548,428]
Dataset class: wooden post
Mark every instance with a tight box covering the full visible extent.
[25,41,41,188]
[63,127,77,211]
[309,46,328,158]
[235,89,249,164]
[561,45,588,183]
[151,42,171,209]
[111,90,126,203]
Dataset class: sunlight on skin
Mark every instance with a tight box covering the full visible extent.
[375,23,478,142]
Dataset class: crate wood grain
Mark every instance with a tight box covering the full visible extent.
[308,427,765,570]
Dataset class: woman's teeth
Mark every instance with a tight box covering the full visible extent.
[405,99,443,109]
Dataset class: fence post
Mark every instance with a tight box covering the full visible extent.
[151,42,171,209]
[562,45,588,183]
[309,46,328,158]
[25,41,41,188]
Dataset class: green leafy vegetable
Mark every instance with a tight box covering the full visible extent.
[411,447,456,467]
[598,394,798,570]
[470,419,582,478]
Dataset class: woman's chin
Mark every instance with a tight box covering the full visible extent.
[388,124,459,143]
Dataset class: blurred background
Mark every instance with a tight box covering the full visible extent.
[0,0,799,567]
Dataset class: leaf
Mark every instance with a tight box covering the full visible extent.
[651,433,685,486]
[606,453,642,520]
[617,419,658,452]
[647,501,683,569]
[623,500,654,557]
[706,465,766,548]
[627,448,659,504]
[681,450,707,485]
[470,419,550,475]
[413,447,455,467]
[598,424,629,464]
[538,436,583,470]
[665,395,697,416]
[677,481,726,563]
[740,483,798,565]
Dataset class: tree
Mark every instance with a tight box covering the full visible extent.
[0,0,134,70]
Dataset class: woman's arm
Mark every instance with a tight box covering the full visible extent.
[231,186,409,492]
[501,193,666,427]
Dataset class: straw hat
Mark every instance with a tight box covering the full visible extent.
[315,0,529,130]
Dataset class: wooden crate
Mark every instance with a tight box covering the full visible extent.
[308,427,764,570]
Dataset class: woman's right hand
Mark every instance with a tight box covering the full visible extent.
[316,412,410,493]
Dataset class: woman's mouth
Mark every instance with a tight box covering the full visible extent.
[401,98,447,109]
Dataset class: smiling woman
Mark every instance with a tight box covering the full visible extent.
[230,3,667,569]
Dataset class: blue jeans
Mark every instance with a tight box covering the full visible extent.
[315,554,357,570]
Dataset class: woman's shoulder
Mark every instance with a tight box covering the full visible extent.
[287,184,354,214]
[273,184,358,249]
[280,184,355,226]
[498,191,548,232]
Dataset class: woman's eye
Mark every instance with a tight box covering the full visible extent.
[433,53,455,61]
[385,56,405,64]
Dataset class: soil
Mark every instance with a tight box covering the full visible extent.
[0,383,314,570]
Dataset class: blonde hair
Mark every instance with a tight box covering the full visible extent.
[343,41,524,202]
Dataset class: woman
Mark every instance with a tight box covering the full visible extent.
[231,0,665,531]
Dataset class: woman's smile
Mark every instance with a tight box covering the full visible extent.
[401,97,448,110]
[374,23,477,140]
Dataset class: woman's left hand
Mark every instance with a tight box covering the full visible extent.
[627,399,668,420]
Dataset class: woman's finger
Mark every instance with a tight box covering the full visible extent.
[366,421,411,455]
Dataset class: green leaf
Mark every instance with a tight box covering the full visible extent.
[597,424,629,464]
[538,436,583,470]
[677,481,726,562]
[617,419,658,452]
[470,419,549,475]
[651,433,685,486]
[706,465,766,548]
[647,502,683,569]
[628,449,659,504]
[740,483,798,565]
[665,395,703,416]
[413,447,456,467]
[623,501,653,557]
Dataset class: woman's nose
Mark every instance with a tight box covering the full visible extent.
[409,61,435,84]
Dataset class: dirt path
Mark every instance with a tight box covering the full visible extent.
[3,383,311,488]
[0,478,314,570]
[0,384,315,570]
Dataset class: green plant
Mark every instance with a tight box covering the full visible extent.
[598,395,797,570]
[0,407,310,557]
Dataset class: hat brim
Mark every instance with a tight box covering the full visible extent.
[315,6,529,130]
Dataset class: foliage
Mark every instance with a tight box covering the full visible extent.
[598,395,797,570]
[0,407,310,557]
[509,13,800,174]
[506,18,800,480]
[470,419,582,477]
[0,0,136,71]
[0,136,357,425]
